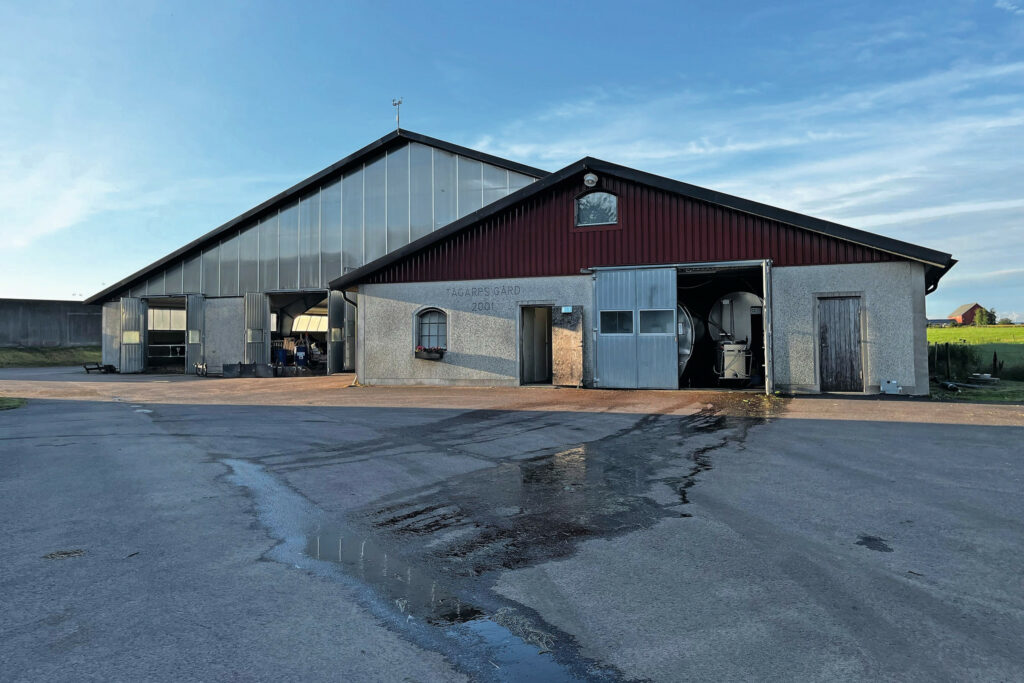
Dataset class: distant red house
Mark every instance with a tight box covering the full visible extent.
[948,303,982,325]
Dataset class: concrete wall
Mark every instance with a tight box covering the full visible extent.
[357,276,594,386]
[0,298,101,347]
[203,297,245,374]
[771,261,929,395]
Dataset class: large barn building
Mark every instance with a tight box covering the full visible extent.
[86,130,955,395]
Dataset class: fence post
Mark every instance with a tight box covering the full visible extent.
[945,342,951,380]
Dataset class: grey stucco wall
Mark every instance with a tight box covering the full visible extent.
[203,297,245,374]
[0,299,101,347]
[771,261,929,395]
[357,276,594,386]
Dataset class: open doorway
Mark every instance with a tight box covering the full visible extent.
[520,306,552,385]
[145,297,187,372]
[267,292,330,374]
[676,265,766,390]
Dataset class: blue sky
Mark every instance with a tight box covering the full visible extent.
[1,1,1022,319]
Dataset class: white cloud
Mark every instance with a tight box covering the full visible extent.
[995,0,1024,16]
[833,199,1024,229]
[942,267,1024,285]
[472,60,1024,320]
[0,150,119,247]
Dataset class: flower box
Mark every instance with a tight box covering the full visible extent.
[414,347,445,361]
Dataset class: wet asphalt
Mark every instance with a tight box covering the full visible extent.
[2,369,1024,681]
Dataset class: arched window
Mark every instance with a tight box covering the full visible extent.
[575,191,618,227]
[417,309,447,349]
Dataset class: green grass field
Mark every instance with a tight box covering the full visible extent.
[927,325,1024,345]
[928,325,1024,387]
[0,346,101,368]
[0,397,26,410]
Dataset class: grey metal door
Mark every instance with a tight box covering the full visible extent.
[818,296,863,392]
[595,267,678,389]
[327,290,346,374]
[243,292,271,364]
[595,269,638,388]
[101,302,121,369]
[119,297,146,373]
[635,268,678,389]
[185,294,205,374]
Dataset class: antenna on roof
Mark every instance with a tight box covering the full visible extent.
[392,97,403,131]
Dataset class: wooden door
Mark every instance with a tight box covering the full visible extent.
[818,297,863,392]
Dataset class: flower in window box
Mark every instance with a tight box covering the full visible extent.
[414,345,445,360]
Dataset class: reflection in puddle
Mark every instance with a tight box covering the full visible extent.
[363,411,759,579]
[237,409,764,682]
[302,523,590,681]
[304,526,483,625]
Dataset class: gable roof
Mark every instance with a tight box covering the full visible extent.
[329,156,957,292]
[85,130,548,305]
[948,303,981,317]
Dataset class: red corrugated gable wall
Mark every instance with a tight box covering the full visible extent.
[365,174,897,285]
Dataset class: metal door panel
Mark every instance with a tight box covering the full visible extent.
[101,302,121,369]
[635,268,678,389]
[327,290,346,374]
[119,297,146,373]
[343,300,356,371]
[762,261,775,395]
[185,294,205,374]
[243,292,270,364]
[636,268,676,309]
[595,269,637,388]
[637,335,679,389]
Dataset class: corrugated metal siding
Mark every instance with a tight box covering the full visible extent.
[185,294,204,374]
[365,176,898,285]
[243,292,270,364]
[119,297,146,373]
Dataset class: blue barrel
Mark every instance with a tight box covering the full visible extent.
[275,348,287,365]
[295,344,307,367]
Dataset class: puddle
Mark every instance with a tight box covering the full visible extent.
[225,408,765,681]
[359,411,758,577]
[226,458,611,681]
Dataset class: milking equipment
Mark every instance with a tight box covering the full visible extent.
[707,291,764,380]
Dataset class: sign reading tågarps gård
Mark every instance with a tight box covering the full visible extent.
[444,284,522,313]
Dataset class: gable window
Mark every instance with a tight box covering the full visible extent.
[575,191,618,227]
[417,308,447,349]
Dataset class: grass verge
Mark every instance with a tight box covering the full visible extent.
[0,346,101,368]
[0,397,26,410]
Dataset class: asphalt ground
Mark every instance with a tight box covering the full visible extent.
[2,367,1022,681]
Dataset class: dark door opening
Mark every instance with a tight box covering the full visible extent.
[145,298,187,373]
[818,296,863,392]
[676,267,766,390]
[521,306,552,385]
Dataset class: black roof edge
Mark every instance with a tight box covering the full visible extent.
[583,158,954,270]
[330,156,956,291]
[85,130,548,305]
